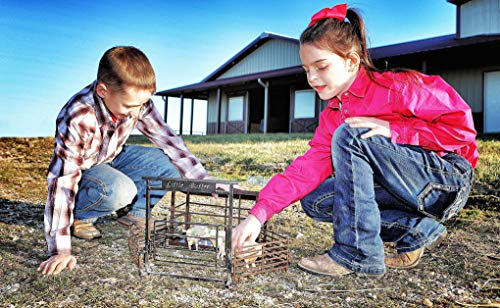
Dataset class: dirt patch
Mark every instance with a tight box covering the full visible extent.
[0,137,498,307]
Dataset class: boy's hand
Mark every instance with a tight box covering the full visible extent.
[38,254,77,275]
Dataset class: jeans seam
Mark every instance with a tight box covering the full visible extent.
[312,192,334,215]
[348,135,360,251]
[365,139,464,177]
[75,174,109,217]
[381,221,427,251]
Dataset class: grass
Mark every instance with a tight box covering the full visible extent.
[0,134,499,307]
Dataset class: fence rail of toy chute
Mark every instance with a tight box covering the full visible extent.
[129,177,290,286]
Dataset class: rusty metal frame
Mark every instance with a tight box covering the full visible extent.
[136,176,290,286]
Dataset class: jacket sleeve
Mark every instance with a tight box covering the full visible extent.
[136,100,208,179]
[45,110,93,256]
[389,74,477,153]
[249,110,334,224]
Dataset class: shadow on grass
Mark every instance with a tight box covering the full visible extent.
[0,198,48,276]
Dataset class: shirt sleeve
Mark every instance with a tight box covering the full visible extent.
[249,111,334,224]
[136,100,208,179]
[45,108,93,256]
[390,74,477,153]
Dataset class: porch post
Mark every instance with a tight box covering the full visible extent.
[258,79,269,133]
[216,87,222,134]
[162,96,169,122]
[179,94,184,135]
[190,98,194,135]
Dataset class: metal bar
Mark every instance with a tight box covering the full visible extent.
[163,96,168,122]
[140,177,289,285]
[179,94,184,135]
[190,98,194,135]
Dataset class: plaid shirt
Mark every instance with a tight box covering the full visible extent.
[45,81,208,256]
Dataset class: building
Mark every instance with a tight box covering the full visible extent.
[156,0,500,134]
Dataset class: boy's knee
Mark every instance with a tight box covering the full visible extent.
[140,147,182,178]
[106,176,137,209]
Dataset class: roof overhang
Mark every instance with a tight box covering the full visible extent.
[156,34,500,98]
[156,66,304,98]
[370,34,500,59]
[447,0,472,5]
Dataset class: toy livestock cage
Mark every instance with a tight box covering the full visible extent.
[128,176,291,286]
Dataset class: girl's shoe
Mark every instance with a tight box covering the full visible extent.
[385,230,448,269]
[297,253,353,276]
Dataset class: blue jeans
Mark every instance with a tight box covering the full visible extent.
[74,145,181,221]
[300,124,473,275]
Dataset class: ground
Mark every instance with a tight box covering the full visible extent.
[0,136,498,307]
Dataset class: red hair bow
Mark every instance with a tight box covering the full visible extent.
[308,3,347,27]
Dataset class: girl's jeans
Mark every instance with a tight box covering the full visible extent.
[74,145,181,221]
[300,124,473,275]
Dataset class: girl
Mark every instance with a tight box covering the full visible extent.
[231,3,478,276]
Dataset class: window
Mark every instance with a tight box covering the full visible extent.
[228,96,244,121]
[294,90,315,118]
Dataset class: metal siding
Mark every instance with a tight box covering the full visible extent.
[218,40,301,79]
[461,0,500,37]
[207,90,217,122]
[437,68,483,112]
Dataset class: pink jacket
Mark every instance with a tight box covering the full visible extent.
[249,68,478,224]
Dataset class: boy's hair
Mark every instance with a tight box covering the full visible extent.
[97,46,156,93]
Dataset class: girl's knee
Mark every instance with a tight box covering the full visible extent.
[300,195,316,217]
[331,123,365,147]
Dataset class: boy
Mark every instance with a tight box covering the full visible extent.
[38,46,210,275]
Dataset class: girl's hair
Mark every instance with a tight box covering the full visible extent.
[97,46,156,93]
[300,8,416,82]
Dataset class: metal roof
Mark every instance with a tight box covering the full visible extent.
[370,34,500,59]
[201,32,298,82]
[156,32,500,97]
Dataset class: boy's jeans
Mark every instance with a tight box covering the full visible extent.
[74,145,181,221]
[300,124,473,275]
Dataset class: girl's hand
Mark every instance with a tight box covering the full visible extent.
[345,117,391,139]
[231,214,262,255]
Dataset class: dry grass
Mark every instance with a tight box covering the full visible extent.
[0,135,498,307]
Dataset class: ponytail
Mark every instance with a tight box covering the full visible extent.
[300,7,418,84]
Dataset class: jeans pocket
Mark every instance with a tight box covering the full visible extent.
[75,176,107,212]
[416,182,469,221]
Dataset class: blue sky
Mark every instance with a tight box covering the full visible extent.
[0,0,456,137]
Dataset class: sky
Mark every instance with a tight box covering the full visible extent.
[0,0,457,137]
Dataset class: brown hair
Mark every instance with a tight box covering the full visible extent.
[97,46,156,93]
[300,7,417,83]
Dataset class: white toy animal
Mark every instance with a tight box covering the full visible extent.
[205,228,226,259]
[185,225,210,251]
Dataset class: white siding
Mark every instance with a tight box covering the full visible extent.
[217,39,301,79]
[437,68,483,112]
[460,0,500,37]
[207,90,227,122]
